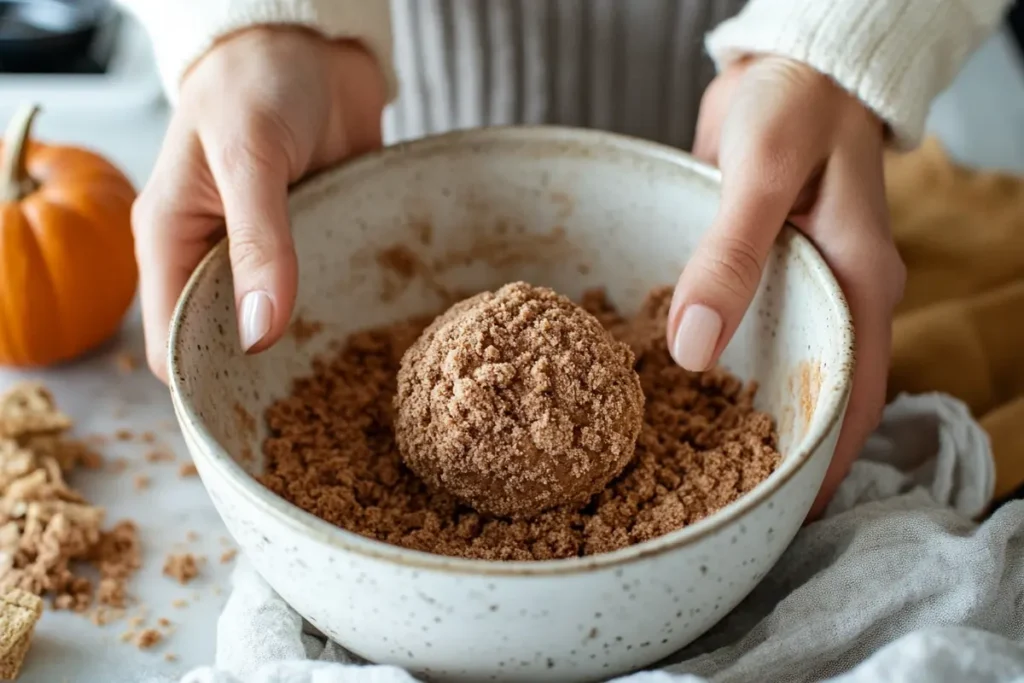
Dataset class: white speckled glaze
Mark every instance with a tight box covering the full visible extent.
[168,127,853,683]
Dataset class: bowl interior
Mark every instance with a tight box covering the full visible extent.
[170,127,852,566]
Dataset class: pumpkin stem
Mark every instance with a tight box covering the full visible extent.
[0,104,42,202]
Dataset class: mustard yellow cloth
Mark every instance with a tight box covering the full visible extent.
[885,139,1024,500]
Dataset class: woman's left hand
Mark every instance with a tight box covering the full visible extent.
[674,56,906,518]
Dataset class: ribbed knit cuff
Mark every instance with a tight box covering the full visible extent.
[126,0,396,106]
[706,0,1005,149]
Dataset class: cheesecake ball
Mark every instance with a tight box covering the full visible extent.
[394,282,644,519]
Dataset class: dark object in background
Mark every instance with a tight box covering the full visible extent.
[1010,1,1024,59]
[0,0,116,74]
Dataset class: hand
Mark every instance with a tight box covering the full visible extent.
[132,27,387,382]
[671,56,906,518]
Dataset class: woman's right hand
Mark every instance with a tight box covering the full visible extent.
[132,26,387,382]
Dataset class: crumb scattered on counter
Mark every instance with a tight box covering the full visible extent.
[185,531,199,543]
[219,549,237,564]
[140,432,156,444]
[133,474,150,491]
[135,628,162,649]
[162,554,199,585]
[157,617,171,628]
[144,449,175,464]
[0,383,141,612]
[108,458,129,474]
[178,463,198,478]
[89,606,125,627]
[164,653,177,662]
[0,589,43,680]
[115,429,133,442]
[114,352,139,374]
[171,599,188,609]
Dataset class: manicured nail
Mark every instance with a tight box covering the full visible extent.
[239,290,273,352]
[672,304,722,371]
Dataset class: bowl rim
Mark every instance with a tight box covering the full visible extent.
[168,125,854,577]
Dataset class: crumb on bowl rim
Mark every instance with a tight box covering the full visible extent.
[167,125,855,578]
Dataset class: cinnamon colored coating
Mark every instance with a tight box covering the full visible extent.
[393,283,644,518]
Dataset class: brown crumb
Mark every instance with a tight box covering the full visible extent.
[260,286,781,561]
[89,606,125,626]
[185,531,199,543]
[290,316,324,346]
[120,629,136,643]
[177,463,198,478]
[141,432,157,444]
[170,599,188,609]
[115,429,133,442]
[157,617,171,628]
[0,384,141,613]
[144,449,174,464]
[162,554,199,585]
[135,628,162,649]
[164,653,178,662]
[219,549,237,564]
[128,616,145,628]
[133,474,150,491]
[108,458,130,474]
[114,352,139,374]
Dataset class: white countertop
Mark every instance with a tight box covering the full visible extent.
[3,27,1024,683]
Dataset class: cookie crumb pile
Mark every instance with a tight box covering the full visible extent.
[261,285,781,561]
[395,283,644,518]
[0,384,140,611]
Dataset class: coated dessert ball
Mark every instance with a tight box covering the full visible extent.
[394,282,644,518]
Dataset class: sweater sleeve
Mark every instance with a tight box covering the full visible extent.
[117,0,395,106]
[705,0,1012,148]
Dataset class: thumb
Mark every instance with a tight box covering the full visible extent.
[203,130,298,354]
[668,166,804,371]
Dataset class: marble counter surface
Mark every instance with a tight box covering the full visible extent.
[2,26,1024,683]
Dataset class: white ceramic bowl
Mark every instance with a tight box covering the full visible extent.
[168,127,853,683]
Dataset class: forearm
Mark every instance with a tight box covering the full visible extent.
[117,0,395,105]
[706,0,1013,148]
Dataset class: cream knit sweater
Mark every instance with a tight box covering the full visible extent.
[121,0,1011,149]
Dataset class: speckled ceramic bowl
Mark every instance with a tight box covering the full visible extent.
[168,127,853,683]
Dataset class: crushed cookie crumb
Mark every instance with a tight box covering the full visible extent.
[177,463,198,479]
[157,617,171,628]
[219,549,237,564]
[162,555,198,585]
[108,458,130,474]
[185,531,199,543]
[144,449,175,464]
[0,384,141,612]
[170,599,188,609]
[133,475,150,491]
[114,352,139,374]
[114,429,133,442]
[164,653,178,662]
[140,432,157,444]
[135,628,162,649]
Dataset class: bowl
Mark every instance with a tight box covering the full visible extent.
[168,127,853,682]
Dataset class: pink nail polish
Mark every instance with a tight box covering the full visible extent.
[239,291,273,352]
[671,304,722,371]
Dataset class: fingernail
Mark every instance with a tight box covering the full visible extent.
[239,290,273,352]
[672,304,722,371]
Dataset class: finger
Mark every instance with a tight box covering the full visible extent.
[132,124,214,382]
[201,118,298,355]
[805,139,903,519]
[667,139,815,372]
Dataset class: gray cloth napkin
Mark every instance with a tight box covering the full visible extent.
[151,392,1024,683]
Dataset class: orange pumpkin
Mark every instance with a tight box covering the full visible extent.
[0,104,138,367]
